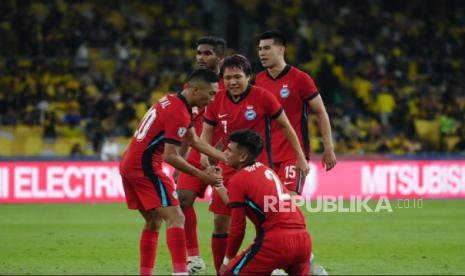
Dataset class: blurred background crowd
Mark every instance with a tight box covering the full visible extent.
[0,0,464,159]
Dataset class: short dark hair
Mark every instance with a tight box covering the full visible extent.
[259,30,286,47]
[222,54,252,76]
[196,36,227,56]
[188,68,220,84]
[229,129,263,161]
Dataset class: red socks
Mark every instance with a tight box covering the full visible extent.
[211,233,228,273]
[183,207,200,256]
[167,227,188,274]
[139,229,159,275]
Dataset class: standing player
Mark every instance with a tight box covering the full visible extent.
[175,36,226,274]
[201,54,309,273]
[256,29,336,196]
[256,29,336,275]
[214,129,312,275]
[119,69,225,275]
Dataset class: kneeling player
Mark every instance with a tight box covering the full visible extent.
[215,130,312,275]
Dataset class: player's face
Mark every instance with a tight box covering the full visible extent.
[225,142,246,170]
[196,44,220,70]
[258,39,283,68]
[193,82,219,108]
[223,67,250,97]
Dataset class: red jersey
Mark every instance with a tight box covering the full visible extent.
[185,80,224,166]
[225,162,306,257]
[255,65,318,162]
[204,85,283,166]
[120,94,192,178]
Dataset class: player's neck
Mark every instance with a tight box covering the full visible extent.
[267,61,287,78]
[180,90,193,108]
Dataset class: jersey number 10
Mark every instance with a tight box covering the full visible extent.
[135,107,157,141]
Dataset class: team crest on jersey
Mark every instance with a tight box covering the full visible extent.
[280,84,290,98]
[172,191,178,199]
[177,127,187,138]
[244,106,256,120]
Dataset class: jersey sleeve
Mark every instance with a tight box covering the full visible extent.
[227,173,246,208]
[225,207,246,259]
[203,102,218,126]
[164,111,191,146]
[300,72,319,102]
[225,172,247,258]
[262,88,284,119]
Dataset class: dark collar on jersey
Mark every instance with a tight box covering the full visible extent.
[176,92,193,116]
[266,64,291,80]
[227,85,252,104]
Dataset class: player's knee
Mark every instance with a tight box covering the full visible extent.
[144,218,162,231]
[177,190,196,209]
[166,210,185,228]
[213,214,230,234]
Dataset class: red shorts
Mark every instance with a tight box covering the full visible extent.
[122,172,179,210]
[224,228,311,275]
[176,171,208,198]
[208,162,236,216]
[273,159,305,195]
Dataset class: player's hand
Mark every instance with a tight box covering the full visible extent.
[322,148,336,171]
[200,166,223,185]
[296,156,310,177]
[205,166,223,186]
[219,264,228,275]
[200,154,211,169]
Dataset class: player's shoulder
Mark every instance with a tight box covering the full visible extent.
[250,84,272,96]
[288,65,310,77]
[159,94,191,117]
[255,70,268,81]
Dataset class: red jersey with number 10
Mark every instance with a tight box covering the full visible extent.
[255,65,319,162]
[120,94,192,178]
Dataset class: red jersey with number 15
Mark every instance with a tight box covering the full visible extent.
[120,94,193,178]
[255,65,319,162]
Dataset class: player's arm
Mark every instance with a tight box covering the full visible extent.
[199,122,216,168]
[222,206,246,267]
[172,142,190,182]
[163,140,221,185]
[185,126,225,163]
[274,112,310,176]
[215,183,229,204]
[308,95,336,171]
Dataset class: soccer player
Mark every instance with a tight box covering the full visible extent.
[256,29,335,275]
[119,69,225,275]
[175,36,226,274]
[255,30,336,196]
[201,54,309,273]
[214,129,312,275]
[176,36,226,274]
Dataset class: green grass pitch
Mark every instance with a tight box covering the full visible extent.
[1,200,465,275]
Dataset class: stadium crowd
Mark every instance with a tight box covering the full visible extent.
[0,0,464,157]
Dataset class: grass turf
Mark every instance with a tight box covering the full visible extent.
[1,200,465,275]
